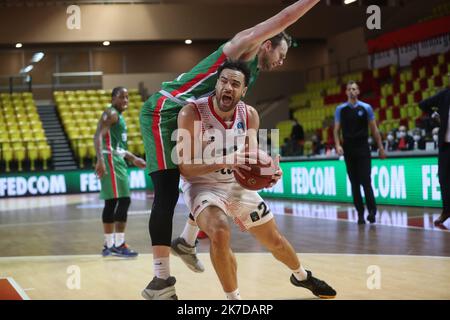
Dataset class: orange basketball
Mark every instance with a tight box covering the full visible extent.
[233,150,276,191]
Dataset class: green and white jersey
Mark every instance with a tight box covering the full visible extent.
[102,105,128,157]
[141,43,260,115]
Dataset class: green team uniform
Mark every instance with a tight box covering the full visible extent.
[100,105,130,200]
[139,43,260,173]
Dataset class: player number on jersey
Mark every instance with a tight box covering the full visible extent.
[249,202,270,222]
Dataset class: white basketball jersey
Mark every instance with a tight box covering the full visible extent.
[182,95,249,187]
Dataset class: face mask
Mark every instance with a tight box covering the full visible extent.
[413,135,420,142]
[387,134,394,142]
[433,135,438,142]
[399,131,406,138]
[368,138,373,144]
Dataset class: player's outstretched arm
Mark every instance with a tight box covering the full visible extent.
[224,0,320,60]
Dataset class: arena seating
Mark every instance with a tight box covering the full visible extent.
[419,2,450,22]
[278,51,450,156]
[53,89,144,167]
[0,92,51,172]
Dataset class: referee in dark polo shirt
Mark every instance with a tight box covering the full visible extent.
[334,81,386,224]
[419,75,450,226]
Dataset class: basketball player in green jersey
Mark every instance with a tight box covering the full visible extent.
[94,87,146,258]
[140,0,320,300]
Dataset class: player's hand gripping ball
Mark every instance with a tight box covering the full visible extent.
[233,150,276,191]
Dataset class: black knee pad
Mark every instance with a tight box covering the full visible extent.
[115,197,131,222]
[102,198,118,223]
[149,169,180,246]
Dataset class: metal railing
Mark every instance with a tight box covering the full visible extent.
[52,71,103,92]
[0,75,32,93]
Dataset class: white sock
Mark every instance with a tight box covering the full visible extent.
[154,257,170,280]
[104,233,114,248]
[115,233,125,247]
[180,222,199,247]
[225,289,241,300]
[292,265,308,281]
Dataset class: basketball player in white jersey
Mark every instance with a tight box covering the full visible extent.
[176,60,336,300]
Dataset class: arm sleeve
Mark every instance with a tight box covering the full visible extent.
[335,105,342,123]
[366,104,375,121]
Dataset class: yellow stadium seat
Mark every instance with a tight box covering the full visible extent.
[407,105,415,118]
[407,94,414,104]
[443,75,449,87]
[400,83,406,94]
[432,66,440,77]
[33,130,46,142]
[37,143,51,170]
[21,130,33,142]
[9,131,21,142]
[385,122,392,133]
[2,143,13,172]
[419,67,426,78]
[386,109,393,121]
[393,95,400,106]
[415,106,422,118]
[0,131,9,143]
[87,145,96,160]
[77,142,88,168]
[12,142,26,171]
[27,143,38,171]
[400,107,408,119]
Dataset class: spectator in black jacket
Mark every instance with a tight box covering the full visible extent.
[290,119,305,155]
[419,77,450,226]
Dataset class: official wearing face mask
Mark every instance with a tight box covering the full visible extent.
[419,74,450,226]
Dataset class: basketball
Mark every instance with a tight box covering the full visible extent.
[233,150,276,191]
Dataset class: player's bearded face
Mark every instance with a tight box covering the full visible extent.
[259,40,288,71]
[215,69,247,112]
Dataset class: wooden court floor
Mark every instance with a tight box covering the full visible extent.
[0,192,449,300]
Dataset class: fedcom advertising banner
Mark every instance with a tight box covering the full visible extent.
[0,168,152,198]
[261,157,441,208]
[0,157,442,208]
